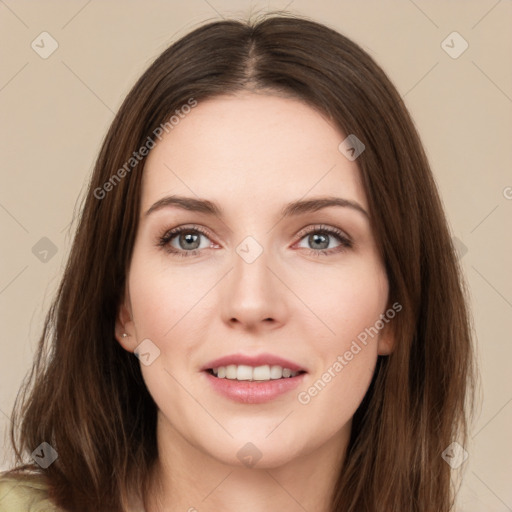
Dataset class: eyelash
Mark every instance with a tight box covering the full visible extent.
[156,224,353,258]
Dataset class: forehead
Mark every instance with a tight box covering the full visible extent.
[141,92,367,214]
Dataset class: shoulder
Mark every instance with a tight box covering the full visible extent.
[0,472,62,512]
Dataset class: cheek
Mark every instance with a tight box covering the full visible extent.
[296,347,377,444]
[293,260,387,412]
[295,257,389,346]
[127,249,210,339]
[295,277,386,436]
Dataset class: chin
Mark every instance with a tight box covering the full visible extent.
[197,429,307,469]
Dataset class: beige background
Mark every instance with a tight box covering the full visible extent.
[0,1,511,510]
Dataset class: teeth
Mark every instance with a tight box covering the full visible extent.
[237,365,253,381]
[226,365,237,379]
[211,364,300,381]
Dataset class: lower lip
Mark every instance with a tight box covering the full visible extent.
[203,371,307,404]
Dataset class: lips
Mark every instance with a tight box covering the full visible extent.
[203,370,306,404]
[201,353,307,373]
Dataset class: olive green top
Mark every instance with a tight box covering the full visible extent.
[0,473,146,511]
[0,473,61,512]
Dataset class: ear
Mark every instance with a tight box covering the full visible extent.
[377,317,396,356]
[115,286,137,353]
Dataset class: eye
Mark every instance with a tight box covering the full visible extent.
[157,225,216,258]
[294,224,352,256]
[156,223,352,258]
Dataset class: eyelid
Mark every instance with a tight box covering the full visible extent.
[294,224,352,243]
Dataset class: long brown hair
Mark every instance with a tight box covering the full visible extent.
[6,12,477,512]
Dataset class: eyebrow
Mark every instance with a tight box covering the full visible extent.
[145,195,369,219]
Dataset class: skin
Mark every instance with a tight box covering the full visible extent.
[116,92,395,512]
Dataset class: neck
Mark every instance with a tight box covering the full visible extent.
[144,413,350,512]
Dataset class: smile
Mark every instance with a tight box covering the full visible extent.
[208,364,305,381]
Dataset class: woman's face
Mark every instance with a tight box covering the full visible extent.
[116,92,394,468]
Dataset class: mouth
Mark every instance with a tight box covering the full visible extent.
[202,363,308,404]
[200,353,308,403]
[205,365,307,381]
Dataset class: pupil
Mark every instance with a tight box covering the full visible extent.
[180,232,200,250]
[310,233,328,250]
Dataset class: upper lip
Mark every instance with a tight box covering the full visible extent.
[201,353,307,373]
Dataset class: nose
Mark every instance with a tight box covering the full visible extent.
[219,238,289,332]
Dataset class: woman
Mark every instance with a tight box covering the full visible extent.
[0,12,476,512]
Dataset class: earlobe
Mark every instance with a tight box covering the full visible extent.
[115,300,136,352]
